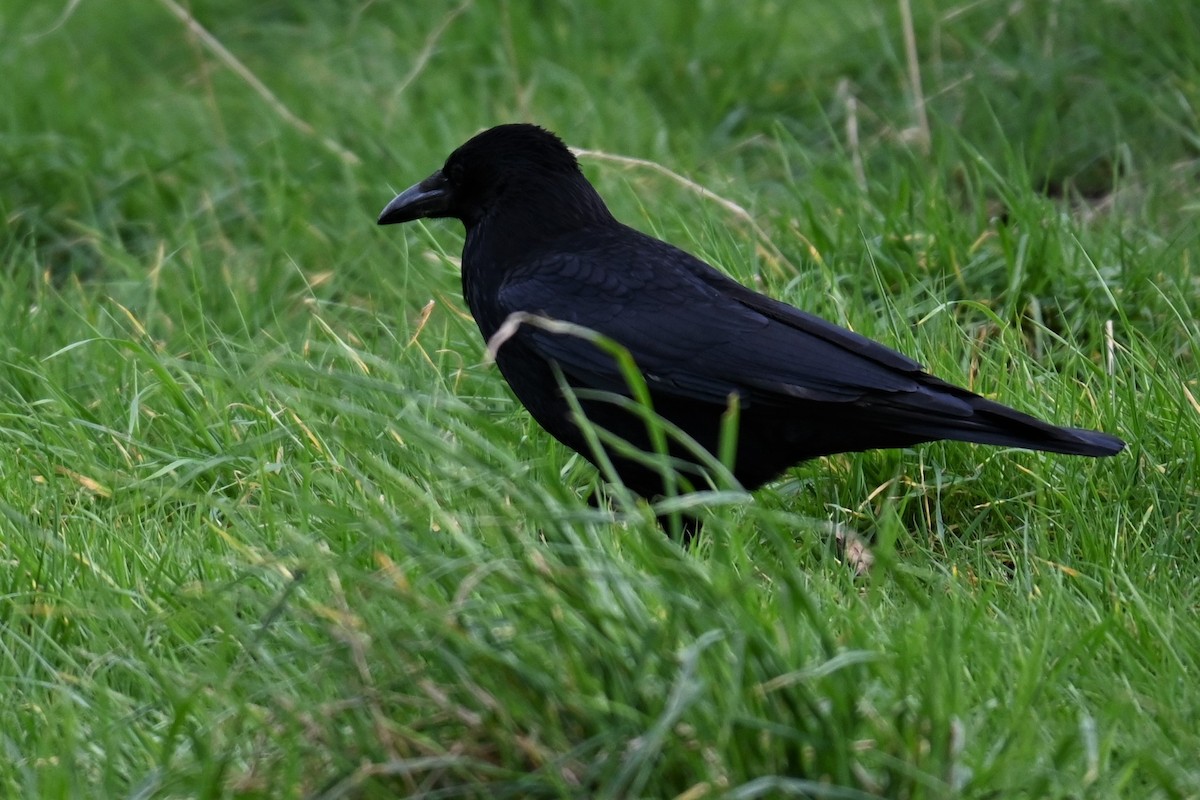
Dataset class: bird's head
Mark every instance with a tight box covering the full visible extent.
[377,124,608,230]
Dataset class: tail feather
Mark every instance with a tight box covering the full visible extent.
[892,390,1126,457]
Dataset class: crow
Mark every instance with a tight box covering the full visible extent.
[378,124,1123,535]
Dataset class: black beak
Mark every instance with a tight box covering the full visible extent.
[377,170,452,225]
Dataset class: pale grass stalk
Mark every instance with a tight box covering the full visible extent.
[156,0,361,165]
[898,0,931,151]
[573,147,813,276]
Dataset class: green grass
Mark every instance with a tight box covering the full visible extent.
[2,0,1198,796]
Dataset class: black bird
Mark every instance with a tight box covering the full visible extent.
[378,124,1123,533]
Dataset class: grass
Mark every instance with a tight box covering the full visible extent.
[1,0,1198,796]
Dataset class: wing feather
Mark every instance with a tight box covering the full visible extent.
[495,227,972,417]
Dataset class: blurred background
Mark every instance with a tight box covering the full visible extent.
[6,0,1197,321]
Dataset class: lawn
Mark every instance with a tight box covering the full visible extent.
[1,0,1198,797]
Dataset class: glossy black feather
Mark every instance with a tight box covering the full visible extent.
[379,124,1124,512]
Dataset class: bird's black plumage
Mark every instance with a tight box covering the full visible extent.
[379,124,1124,523]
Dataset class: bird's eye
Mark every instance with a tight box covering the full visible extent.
[447,163,465,185]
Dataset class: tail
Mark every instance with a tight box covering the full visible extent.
[878,380,1126,457]
[944,394,1125,456]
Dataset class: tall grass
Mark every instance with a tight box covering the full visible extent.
[1,0,1198,796]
